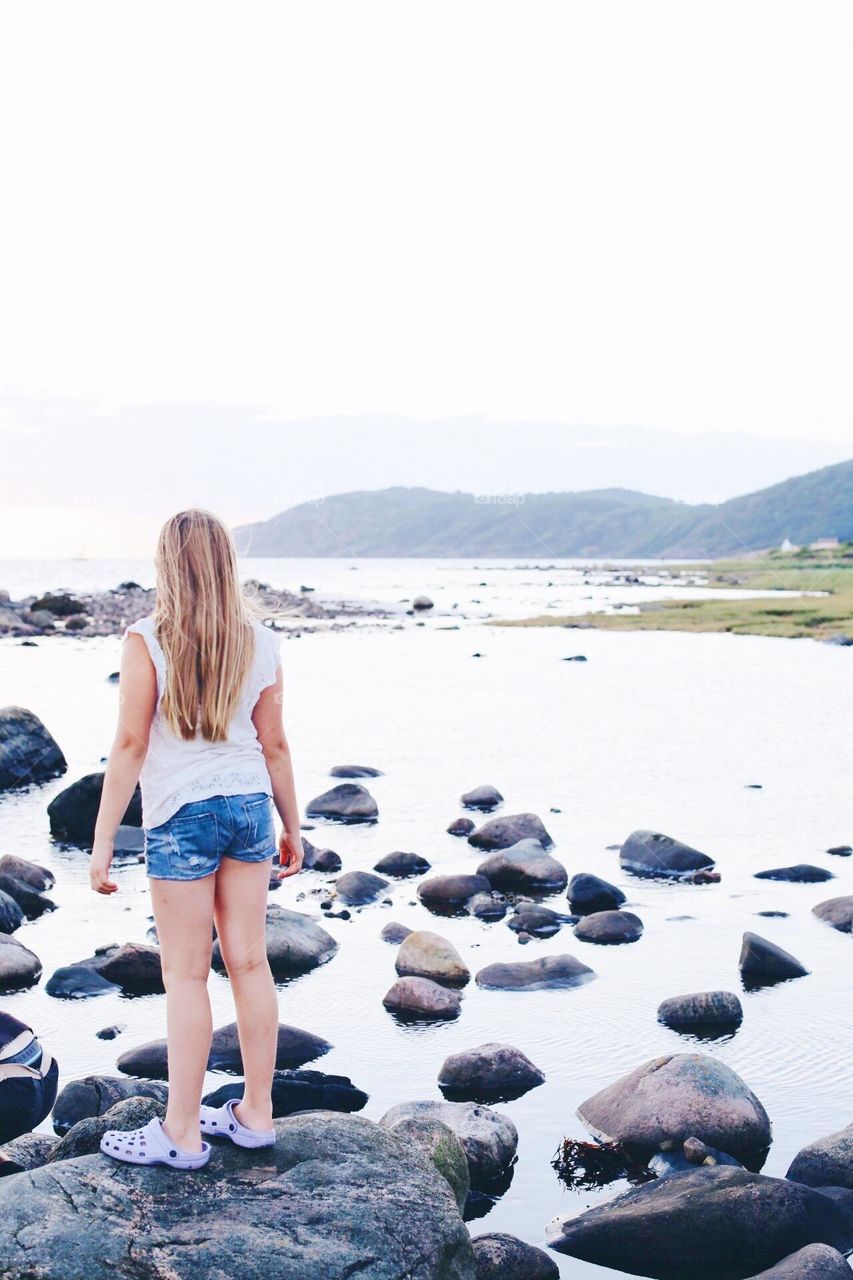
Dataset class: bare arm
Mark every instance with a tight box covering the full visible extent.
[252,662,304,879]
[90,632,157,894]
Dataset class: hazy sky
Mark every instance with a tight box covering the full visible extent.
[1,2,851,556]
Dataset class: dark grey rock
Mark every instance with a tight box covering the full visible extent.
[476,839,568,892]
[568,873,626,913]
[305,782,378,824]
[300,837,342,872]
[52,1076,170,1135]
[620,829,715,880]
[396,930,470,985]
[472,1232,559,1279]
[0,1111,475,1280]
[213,904,338,977]
[0,890,24,934]
[48,772,141,844]
[418,874,492,908]
[755,865,834,882]
[60,941,165,995]
[333,869,389,904]
[573,910,643,945]
[786,1123,853,1189]
[0,934,41,991]
[507,904,571,937]
[379,1117,469,1212]
[744,1243,852,1279]
[657,991,743,1033]
[203,1068,368,1118]
[827,845,852,857]
[382,976,462,1020]
[813,896,853,933]
[329,764,383,777]
[0,1133,59,1170]
[0,873,56,918]
[438,1042,545,1102]
[117,1021,332,1080]
[381,1099,518,1191]
[468,892,508,921]
[475,953,595,991]
[381,921,413,944]
[0,706,66,790]
[412,595,434,610]
[374,851,431,877]
[48,1095,166,1161]
[740,932,809,984]
[577,1053,771,1159]
[95,1025,125,1040]
[0,855,54,893]
[46,964,122,999]
[468,813,553,851]
[461,785,503,811]
[447,818,476,837]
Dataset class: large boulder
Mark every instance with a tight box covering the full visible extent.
[471,1233,558,1279]
[0,935,42,992]
[0,706,66,790]
[52,1076,170,1134]
[577,1054,771,1160]
[117,1021,331,1080]
[620,830,715,880]
[573,910,643,945]
[476,839,568,892]
[438,1043,545,1102]
[213,904,338,977]
[468,813,553,851]
[475,954,595,991]
[396,930,470,986]
[305,783,378,824]
[0,1111,475,1280]
[744,1244,852,1279]
[383,976,462,1020]
[657,990,743,1034]
[739,933,809,985]
[546,1166,853,1280]
[786,1122,853,1189]
[381,1100,518,1191]
[813,896,853,933]
[48,772,141,844]
[568,873,626,914]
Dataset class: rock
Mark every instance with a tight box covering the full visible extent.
[52,1076,170,1134]
[475,954,595,991]
[300,837,342,872]
[573,910,643,945]
[786,1122,853,1189]
[203,1068,368,1117]
[0,1133,59,1169]
[49,1095,166,1161]
[0,1111,475,1280]
[620,829,715,880]
[740,933,809,985]
[0,934,42,991]
[562,654,587,662]
[468,813,554,851]
[0,854,54,893]
[381,921,412,944]
[568,873,626,913]
[827,845,852,857]
[471,1232,559,1279]
[412,595,434,610]
[468,892,507,921]
[213,904,338,977]
[755,865,834,882]
[650,1138,742,1177]
[507,904,571,937]
[48,772,141,844]
[0,706,67,790]
[117,1021,332,1080]
[374,851,431,877]
[0,890,24,934]
[813,896,853,933]
[418,874,492,908]
[545,1166,853,1280]
[577,1053,771,1160]
[46,965,123,999]
[30,592,84,616]
[461,785,503,811]
[381,1100,518,1191]
[396,930,470,986]
[382,976,462,1020]
[329,764,383,777]
[96,1025,125,1040]
[476,839,568,892]
[0,873,56,919]
[333,870,389,904]
[378,1117,469,1212]
[447,818,476,837]
[744,1244,853,1279]
[62,941,165,995]
[657,991,744,1033]
[305,782,378,824]
[438,1043,545,1102]
[683,1136,743,1166]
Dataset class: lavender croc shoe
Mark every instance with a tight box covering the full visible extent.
[199,1096,276,1148]
[100,1115,211,1169]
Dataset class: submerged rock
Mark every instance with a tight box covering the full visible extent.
[48,772,141,843]
[418,874,492,908]
[213,904,338,977]
[507,904,570,937]
[755,865,834,883]
[475,953,595,991]
[0,706,67,790]
[305,782,379,824]
[333,869,389,904]
[380,1099,518,1191]
[382,976,462,1020]
[438,1042,545,1102]
[739,933,809,985]
[460,785,503,811]
[744,1244,852,1279]
[468,813,554,851]
[573,910,643,945]
[447,817,476,837]
[381,921,412,944]
[471,1232,558,1279]
[55,942,164,996]
[0,854,54,893]
[812,896,853,933]
[657,990,743,1034]
[46,965,122,999]
[476,839,568,892]
[620,830,715,880]
[374,850,431,877]
[329,764,383,778]
[468,892,508,921]
[0,873,56,918]
[568,873,626,914]
[117,1021,331,1080]
[0,934,42,991]
[396,930,470,986]
[204,1068,368,1117]
[300,838,342,873]
[786,1122,853,1189]
[0,891,24,934]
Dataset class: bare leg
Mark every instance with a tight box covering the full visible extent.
[149,873,216,1152]
[213,857,277,1129]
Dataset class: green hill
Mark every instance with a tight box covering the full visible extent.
[233,460,853,558]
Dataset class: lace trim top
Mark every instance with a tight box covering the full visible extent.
[123,614,282,830]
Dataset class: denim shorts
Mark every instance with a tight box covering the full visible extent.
[144,792,277,881]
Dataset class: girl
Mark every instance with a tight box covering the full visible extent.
[90,509,304,1169]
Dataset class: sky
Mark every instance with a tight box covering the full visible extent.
[0,1,851,556]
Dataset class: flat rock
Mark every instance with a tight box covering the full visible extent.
[204,1068,368,1117]
[461,785,503,811]
[786,1122,853,1189]
[213,903,338,977]
[305,782,378,824]
[0,1111,475,1280]
[374,850,431,877]
[381,1099,518,1191]
[546,1166,853,1280]
[573,910,643,945]
[577,1053,771,1159]
[475,953,595,991]
[744,1244,852,1279]
[333,869,389,904]
[117,1021,331,1080]
[755,865,834,882]
[468,813,553,851]
[0,933,42,991]
[476,839,568,892]
[438,1042,545,1102]
[568,873,626,913]
[812,896,853,933]
[471,1232,559,1279]
[418,873,492,908]
[46,964,122,999]
[0,706,66,790]
[47,771,141,844]
[396,930,470,985]
[382,976,462,1020]
[620,829,715,880]
[657,991,744,1033]
[52,1076,170,1134]
[740,932,809,984]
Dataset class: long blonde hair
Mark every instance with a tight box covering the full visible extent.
[153,509,265,742]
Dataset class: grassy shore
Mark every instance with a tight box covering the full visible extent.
[496,546,853,640]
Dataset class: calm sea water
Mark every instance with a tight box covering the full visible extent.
[1,560,851,1278]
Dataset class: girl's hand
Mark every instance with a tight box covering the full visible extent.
[90,841,118,894]
[275,831,304,880]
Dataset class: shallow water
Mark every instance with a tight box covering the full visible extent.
[1,562,851,1278]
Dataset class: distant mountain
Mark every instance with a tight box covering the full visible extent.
[232,459,853,559]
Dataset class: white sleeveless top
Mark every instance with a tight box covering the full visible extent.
[123,614,282,831]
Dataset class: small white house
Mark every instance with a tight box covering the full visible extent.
[780,537,796,552]
[809,537,840,550]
